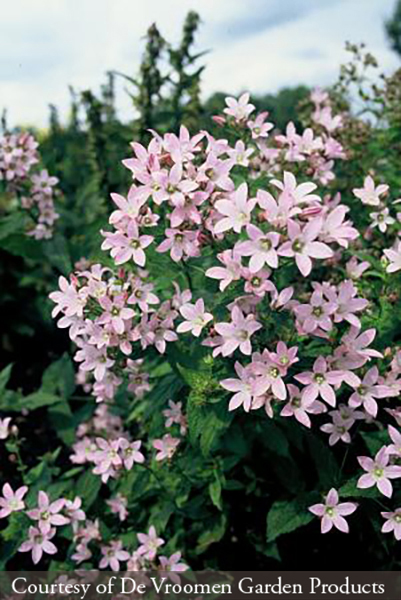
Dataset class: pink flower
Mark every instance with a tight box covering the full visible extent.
[387,425,401,458]
[137,525,165,560]
[97,294,135,335]
[321,205,358,248]
[0,483,28,518]
[156,229,199,262]
[278,218,333,276]
[214,183,256,234]
[99,540,130,571]
[346,257,370,279]
[109,190,143,225]
[384,241,401,273]
[153,434,180,461]
[247,112,273,139]
[220,361,269,412]
[280,384,326,428]
[320,413,353,445]
[214,306,261,356]
[235,224,280,271]
[119,438,145,469]
[177,299,213,337]
[348,366,395,418]
[19,526,57,565]
[63,497,86,526]
[353,175,388,206]
[0,417,12,440]
[49,276,86,319]
[271,171,321,205]
[335,327,382,370]
[27,491,69,534]
[357,446,401,497]
[223,93,255,121]
[74,344,115,382]
[101,221,153,266]
[309,488,357,533]
[333,280,368,328]
[106,494,128,521]
[381,508,401,540]
[159,552,189,583]
[313,106,343,132]
[163,400,187,434]
[93,438,123,474]
[295,357,344,407]
[206,249,242,291]
[370,208,395,233]
[294,289,336,334]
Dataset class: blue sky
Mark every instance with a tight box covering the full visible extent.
[1,0,399,127]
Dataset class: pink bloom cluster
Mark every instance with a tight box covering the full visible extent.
[0,133,59,239]
[48,90,401,549]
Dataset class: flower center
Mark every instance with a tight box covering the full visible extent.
[358,385,367,396]
[269,366,279,378]
[395,515,401,523]
[41,510,50,521]
[374,467,384,478]
[260,238,272,251]
[314,374,325,385]
[251,276,261,286]
[130,240,140,249]
[312,307,323,317]
[325,507,335,517]
[292,239,304,253]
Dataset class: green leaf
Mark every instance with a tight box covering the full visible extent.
[42,233,72,274]
[41,354,75,399]
[266,499,313,542]
[339,477,380,499]
[361,431,389,456]
[0,212,28,240]
[0,233,44,260]
[195,514,227,554]
[260,421,290,458]
[307,434,338,487]
[0,364,13,396]
[209,473,223,510]
[76,469,102,508]
[22,391,61,410]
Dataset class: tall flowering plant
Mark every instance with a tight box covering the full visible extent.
[1,79,401,569]
[0,131,59,239]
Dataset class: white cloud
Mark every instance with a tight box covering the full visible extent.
[0,0,398,126]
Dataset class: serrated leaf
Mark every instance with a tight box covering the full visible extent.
[266,499,313,542]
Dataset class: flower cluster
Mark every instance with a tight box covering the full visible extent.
[0,481,188,569]
[0,132,59,238]
[48,89,401,548]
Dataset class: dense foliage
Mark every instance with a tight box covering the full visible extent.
[1,20,401,571]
